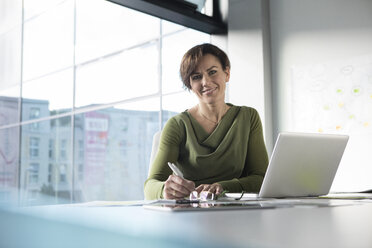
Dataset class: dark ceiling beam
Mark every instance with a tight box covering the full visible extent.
[106,0,227,34]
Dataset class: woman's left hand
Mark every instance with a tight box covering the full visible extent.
[195,183,224,195]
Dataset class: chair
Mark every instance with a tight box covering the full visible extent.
[148,131,161,177]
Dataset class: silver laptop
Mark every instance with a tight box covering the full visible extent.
[258,132,349,198]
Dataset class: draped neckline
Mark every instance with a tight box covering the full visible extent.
[184,103,239,148]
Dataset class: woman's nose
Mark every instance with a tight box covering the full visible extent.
[202,74,211,86]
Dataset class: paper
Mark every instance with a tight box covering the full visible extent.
[217,193,260,201]
[71,199,176,207]
[320,192,372,200]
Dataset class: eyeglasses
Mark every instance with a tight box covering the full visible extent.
[189,190,232,201]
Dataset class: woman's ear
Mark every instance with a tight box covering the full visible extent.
[224,67,230,82]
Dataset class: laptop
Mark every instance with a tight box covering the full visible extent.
[144,132,349,211]
[258,132,349,198]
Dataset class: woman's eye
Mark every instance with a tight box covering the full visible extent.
[209,70,217,76]
[191,75,202,81]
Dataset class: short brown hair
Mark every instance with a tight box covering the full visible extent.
[179,43,231,90]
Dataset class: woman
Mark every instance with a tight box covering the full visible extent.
[144,43,268,200]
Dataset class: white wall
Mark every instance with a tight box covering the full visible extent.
[228,0,372,192]
[270,0,372,134]
[270,0,372,192]
[227,0,274,153]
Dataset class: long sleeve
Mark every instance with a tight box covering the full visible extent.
[217,108,268,193]
[144,105,269,200]
[144,118,182,200]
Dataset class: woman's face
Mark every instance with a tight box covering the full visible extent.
[189,54,230,105]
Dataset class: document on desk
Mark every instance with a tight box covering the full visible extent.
[319,192,372,200]
[71,199,177,207]
[218,193,263,201]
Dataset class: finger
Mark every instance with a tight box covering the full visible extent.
[195,185,204,193]
[165,176,194,196]
[208,184,223,194]
[163,176,180,199]
[215,186,224,195]
[171,175,195,194]
[164,183,187,199]
[164,188,184,199]
[195,184,210,194]
[202,185,211,192]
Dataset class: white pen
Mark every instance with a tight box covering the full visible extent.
[167,162,184,179]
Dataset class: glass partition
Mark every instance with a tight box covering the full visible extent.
[20,116,72,206]
[75,44,159,108]
[73,98,160,202]
[1,0,211,204]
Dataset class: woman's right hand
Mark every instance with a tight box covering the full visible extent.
[163,175,195,199]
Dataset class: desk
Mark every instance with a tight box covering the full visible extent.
[1,198,372,248]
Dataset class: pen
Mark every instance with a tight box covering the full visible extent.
[167,162,184,179]
[175,199,200,204]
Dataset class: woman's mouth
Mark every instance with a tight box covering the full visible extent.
[201,87,216,95]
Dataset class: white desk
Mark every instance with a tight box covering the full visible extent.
[1,198,372,248]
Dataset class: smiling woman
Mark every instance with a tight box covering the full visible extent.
[144,43,269,200]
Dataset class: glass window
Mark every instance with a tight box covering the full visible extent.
[29,107,40,119]
[22,0,74,81]
[73,97,160,202]
[23,0,66,20]
[29,108,41,130]
[162,28,210,94]
[22,68,74,117]
[59,164,67,183]
[2,0,211,204]
[75,43,159,108]
[48,163,52,183]
[0,27,22,98]
[0,24,22,127]
[29,137,40,158]
[21,116,72,205]
[48,139,53,159]
[162,91,199,125]
[28,163,39,184]
[0,95,20,127]
[161,19,186,36]
[0,126,20,203]
[75,0,160,64]
[60,139,67,160]
[21,98,49,124]
[0,0,22,34]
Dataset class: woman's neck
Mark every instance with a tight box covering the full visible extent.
[197,102,229,124]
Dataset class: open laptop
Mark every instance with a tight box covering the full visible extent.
[144,132,349,211]
[258,132,349,198]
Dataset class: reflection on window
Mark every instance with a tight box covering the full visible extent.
[29,107,40,119]
[49,139,53,159]
[20,116,72,205]
[75,0,160,64]
[29,137,40,158]
[22,0,74,81]
[75,44,159,108]
[48,163,52,183]
[28,163,39,184]
[60,139,67,159]
[3,0,211,205]
[59,164,66,183]
[30,110,40,130]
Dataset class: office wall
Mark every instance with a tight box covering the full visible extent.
[270,0,372,191]
[270,0,372,134]
[227,0,274,153]
[228,0,372,191]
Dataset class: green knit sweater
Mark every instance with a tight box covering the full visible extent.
[144,104,269,200]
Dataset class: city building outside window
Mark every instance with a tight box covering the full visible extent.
[0,0,210,205]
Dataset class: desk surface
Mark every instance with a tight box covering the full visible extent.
[2,198,372,248]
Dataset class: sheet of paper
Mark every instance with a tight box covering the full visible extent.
[320,192,372,200]
[71,199,176,207]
